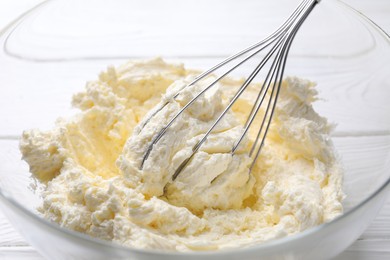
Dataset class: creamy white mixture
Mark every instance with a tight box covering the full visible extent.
[20,58,344,251]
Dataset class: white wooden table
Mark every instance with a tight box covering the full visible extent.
[0,0,389,259]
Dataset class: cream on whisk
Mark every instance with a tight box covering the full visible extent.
[118,78,254,213]
[20,58,344,251]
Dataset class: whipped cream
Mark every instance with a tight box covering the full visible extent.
[118,78,255,213]
[20,58,344,251]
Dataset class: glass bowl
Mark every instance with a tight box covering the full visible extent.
[0,0,389,259]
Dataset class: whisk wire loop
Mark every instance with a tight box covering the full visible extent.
[140,0,320,180]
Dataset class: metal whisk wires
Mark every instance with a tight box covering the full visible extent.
[140,0,320,180]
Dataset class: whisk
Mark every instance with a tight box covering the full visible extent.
[140,0,320,180]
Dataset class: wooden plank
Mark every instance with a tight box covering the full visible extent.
[0,0,389,259]
[360,198,390,240]
[0,1,389,137]
[0,247,43,260]
[336,246,390,260]
[0,211,28,247]
[0,56,389,137]
[2,0,390,59]
[332,135,390,210]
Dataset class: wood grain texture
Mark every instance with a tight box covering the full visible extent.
[0,247,43,260]
[0,0,389,259]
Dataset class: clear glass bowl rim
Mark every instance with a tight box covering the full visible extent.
[0,0,389,257]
